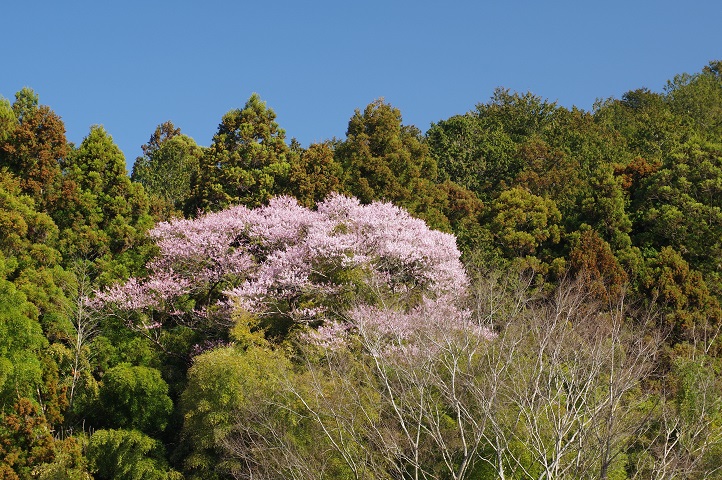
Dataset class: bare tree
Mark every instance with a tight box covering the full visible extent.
[632,355,722,480]
[66,260,99,411]
[491,278,661,480]
[221,272,665,480]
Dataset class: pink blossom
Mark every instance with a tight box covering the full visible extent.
[300,321,352,350]
[95,194,472,347]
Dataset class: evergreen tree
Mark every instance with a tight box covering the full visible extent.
[58,126,152,284]
[0,89,68,212]
[132,121,202,219]
[336,98,448,229]
[186,94,291,213]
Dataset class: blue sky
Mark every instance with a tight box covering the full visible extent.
[4,1,721,170]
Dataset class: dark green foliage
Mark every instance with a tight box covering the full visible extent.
[634,140,722,277]
[186,93,291,213]
[335,98,454,231]
[57,125,153,285]
[595,87,686,162]
[288,140,344,208]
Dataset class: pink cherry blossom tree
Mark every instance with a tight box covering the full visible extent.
[95,194,470,347]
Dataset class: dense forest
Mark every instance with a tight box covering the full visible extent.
[1,61,722,479]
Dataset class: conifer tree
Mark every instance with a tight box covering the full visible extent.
[186,94,291,213]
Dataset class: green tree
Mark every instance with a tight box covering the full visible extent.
[336,98,449,229]
[0,256,45,407]
[0,89,68,212]
[186,93,291,213]
[594,88,685,163]
[87,429,179,480]
[132,121,202,219]
[96,363,173,434]
[179,343,292,480]
[288,140,344,208]
[58,125,152,285]
[436,180,487,254]
[11,87,39,123]
[642,246,722,346]
[579,163,633,251]
[427,112,516,198]
[0,96,16,143]
[634,140,722,278]
[487,186,562,259]
[666,60,722,142]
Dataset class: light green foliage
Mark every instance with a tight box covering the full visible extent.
[0,172,61,269]
[187,93,291,213]
[12,88,39,123]
[87,429,179,480]
[0,95,16,142]
[666,60,722,141]
[0,255,45,407]
[179,344,292,479]
[632,355,722,479]
[672,356,722,474]
[97,363,173,434]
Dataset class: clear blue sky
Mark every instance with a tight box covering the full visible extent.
[4,1,721,170]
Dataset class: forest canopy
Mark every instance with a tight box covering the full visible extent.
[1,61,722,479]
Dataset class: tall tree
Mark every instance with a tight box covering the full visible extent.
[335,99,449,228]
[186,94,291,213]
[132,121,202,219]
[594,88,685,162]
[0,96,15,143]
[666,60,722,142]
[58,125,152,284]
[0,89,68,212]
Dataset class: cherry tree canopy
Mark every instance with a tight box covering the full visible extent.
[96,194,469,343]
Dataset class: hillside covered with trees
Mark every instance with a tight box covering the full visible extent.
[1,61,722,479]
